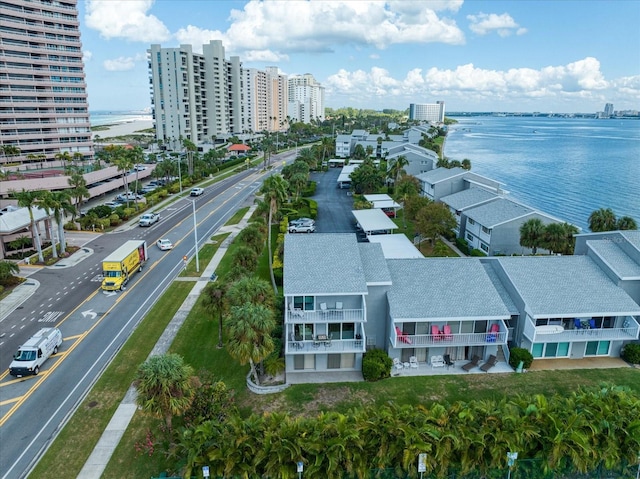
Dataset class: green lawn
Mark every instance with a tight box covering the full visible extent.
[179,233,230,277]
[224,206,250,226]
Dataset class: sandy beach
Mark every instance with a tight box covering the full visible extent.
[92,118,154,139]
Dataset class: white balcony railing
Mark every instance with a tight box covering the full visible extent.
[391,329,507,348]
[286,338,365,355]
[524,317,640,343]
[286,308,364,324]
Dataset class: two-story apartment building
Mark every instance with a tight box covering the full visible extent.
[385,143,439,177]
[440,187,503,237]
[462,198,563,256]
[416,167,503,202]
[283,233,640,383]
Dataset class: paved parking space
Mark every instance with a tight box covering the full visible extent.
[310,168,360,236]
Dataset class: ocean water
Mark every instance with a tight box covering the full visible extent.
[444,116,640,232]
[89,110,152,127]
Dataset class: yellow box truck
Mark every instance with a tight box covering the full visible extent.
[101,240,148,291]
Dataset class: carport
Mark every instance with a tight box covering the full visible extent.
[367,234,423,259]
[337,164,358,189]
[364,194,401,217]
[352,209,398,236]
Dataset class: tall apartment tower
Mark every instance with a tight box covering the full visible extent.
[243,68,268,133]
[0,0,93,163]
[409,101,445,123]
[265,66,287,132]
[288,73,325,124]
[603,103,614,117]
[148,40,242,144]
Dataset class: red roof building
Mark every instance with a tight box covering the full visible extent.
[227,144,251,154]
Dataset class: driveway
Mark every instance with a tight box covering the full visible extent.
[310,168,360,236]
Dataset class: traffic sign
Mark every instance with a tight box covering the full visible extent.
[418,453,427,472]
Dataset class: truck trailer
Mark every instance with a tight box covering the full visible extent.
[101,240,148,291]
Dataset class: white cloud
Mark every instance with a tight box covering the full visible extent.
[325,57,625,107]
[467,12,524,37]
[103,56,136,71]
[85,0,171,42]
[83,50,93,63]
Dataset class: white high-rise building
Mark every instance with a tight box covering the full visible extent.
[148,40,243,144]
[409,101,445,123]
[288,74,325,124]
[0,0,93,164]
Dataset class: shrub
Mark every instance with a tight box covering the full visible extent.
[621,343,640,364]
[509,347,534,369]
[455,238,470,255]
[470,248,487,257]
[362,348,393,381]
[64,221,78,231]
[301,181,316,197]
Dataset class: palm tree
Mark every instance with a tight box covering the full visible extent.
[616,216,638,230]
[588,208,617,232]
[67,171,90,218]
[519,218,546,254]
[55,150,72,173]
[392,175,420,229]
[0,260,20,282]
[46,190,74,254]
[541,222,568,254]
[113,147,134,204]
[37,191,59,259]
[388,154,409,185]
[201,282,227,349]
[226,303,276,386]
[260,174,289,294]
[14,189,45,263]
[135,353,195,431]
[226,276,274,309]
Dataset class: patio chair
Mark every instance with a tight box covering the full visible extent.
[574,318,583,330]
[589,319,596,329]
[431,325,443,341]
[320,302,328,317]
[443,325,453,341]
[444,354,454,369]
[335,302,343,312]
[462,355,481,372]
[486,323,499,342]
[431,355,445,368]
[289,332,302,350]
[289,302,304,318]
[409,356,419,368]
[480,354,498,372]
[393,357,404,371]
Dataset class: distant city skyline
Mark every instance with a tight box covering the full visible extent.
[79,1,639,113]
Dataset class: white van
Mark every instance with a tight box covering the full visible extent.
[9,328,63,377]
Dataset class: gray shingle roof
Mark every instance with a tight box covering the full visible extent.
[496,256,640,317]
[440,187,501,211]
[621,230,640,251]
[415,167,467,183]
[284,233,368,295]
[586,240,640,279]
[463,198,534,228]
[386,258,512,320]
[481,262,519,314]
[358,243,392,284]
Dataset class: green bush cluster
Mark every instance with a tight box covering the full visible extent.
[621,343,640,364]
[509,346,534,369]
[301,180,316,197]
[470,248,487,257]
[362,348,392,381]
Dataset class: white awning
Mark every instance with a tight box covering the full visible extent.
[367,234,424,259]
[352,209,398,234]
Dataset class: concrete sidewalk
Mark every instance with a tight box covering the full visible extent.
[77,205,257,479]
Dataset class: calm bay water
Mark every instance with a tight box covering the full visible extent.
[444,116,640,231]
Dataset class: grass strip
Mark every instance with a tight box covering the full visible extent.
[30,281,195,479]
[224,206,250,226]
[179,233,230,277]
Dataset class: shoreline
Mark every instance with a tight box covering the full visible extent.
[91,118,154,139]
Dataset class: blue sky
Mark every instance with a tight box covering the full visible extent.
[78,0,640,114]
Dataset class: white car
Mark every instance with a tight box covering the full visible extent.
[289,223,315,233]
[139,213,160,227]
[190,187,204,196]
[156,238,173,250]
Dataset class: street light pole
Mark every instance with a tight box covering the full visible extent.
[192,200,199,273]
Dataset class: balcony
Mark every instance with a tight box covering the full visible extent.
[286,337,365,355]
[286,308,364,324]
[524,316,639,343]
[390,321,507,349]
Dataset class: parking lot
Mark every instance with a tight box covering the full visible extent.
[309,168,362,239]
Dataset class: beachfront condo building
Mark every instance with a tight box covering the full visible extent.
[409,102,446,123]
[148,41,295,145]
[148,41,243,145]
[288,73,325,125]
[0,0,93,165]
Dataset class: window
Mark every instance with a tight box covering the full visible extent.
[294,354,315,370]
[327,353,355,369]
[532,342,570,358]
[468,218,476,225]
[480,243,489,252]
[481,226,491,235]
[466,233,474,242]
[585,341,610,356]
[293,296,314,311]
[294,324,314,341]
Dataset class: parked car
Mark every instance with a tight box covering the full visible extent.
[156,238,173,250]
[190,187,204,197]
[139,213,160,227]
[290,217,315,225]
[289,223,315,233]
[115,192,142,201]
[140,185,157,194]
[103,201,121,209]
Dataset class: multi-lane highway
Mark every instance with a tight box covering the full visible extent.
[0,154,294,479]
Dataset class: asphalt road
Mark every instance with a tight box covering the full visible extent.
[0,153,297,479]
